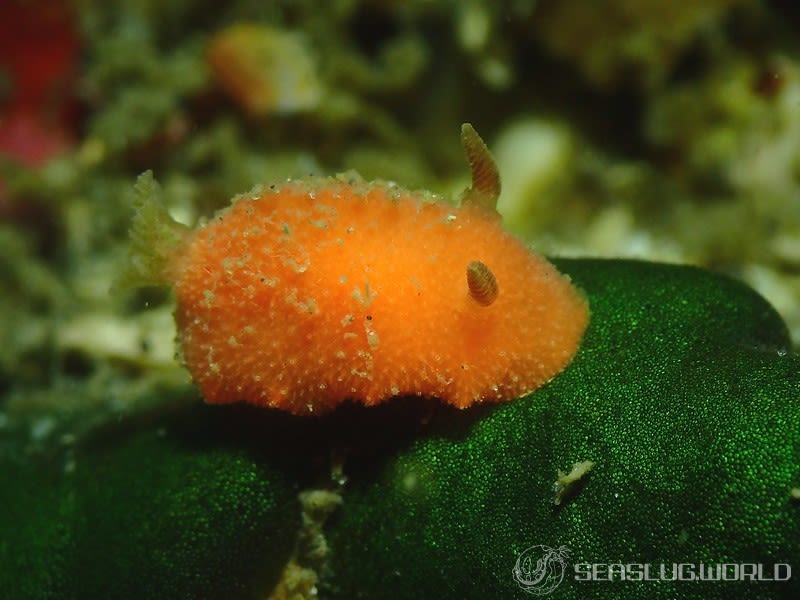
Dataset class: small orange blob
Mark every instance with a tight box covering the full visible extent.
[122,126,589,415]
[207,23,322,117]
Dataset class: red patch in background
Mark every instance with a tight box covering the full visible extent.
[0,0,80,167]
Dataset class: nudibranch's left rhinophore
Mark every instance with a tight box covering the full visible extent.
[466,260,500,307]
[118,124,589,415]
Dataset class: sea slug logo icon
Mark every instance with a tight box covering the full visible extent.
[512,544,571,595]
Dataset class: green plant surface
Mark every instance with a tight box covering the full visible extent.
[320,258,800,598]
[1,259,797,599]
[0,409,300,599]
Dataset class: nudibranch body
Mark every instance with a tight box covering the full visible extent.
[121,125,589,415]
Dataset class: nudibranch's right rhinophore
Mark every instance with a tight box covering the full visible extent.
[119,124,589,415]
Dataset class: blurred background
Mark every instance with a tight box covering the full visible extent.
[1,0,798,431]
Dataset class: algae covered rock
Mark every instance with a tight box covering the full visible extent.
[1,259,798,599]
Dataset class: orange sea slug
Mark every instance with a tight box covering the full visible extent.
[121,125,589,415]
